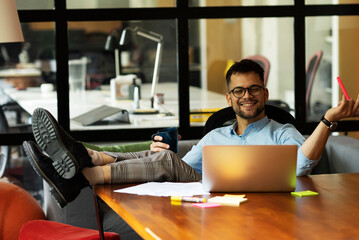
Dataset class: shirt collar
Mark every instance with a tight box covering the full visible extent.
[230,116,269,136]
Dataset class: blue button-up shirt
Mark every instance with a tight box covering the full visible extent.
[183,116,319,176]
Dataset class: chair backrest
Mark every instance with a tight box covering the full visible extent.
[306,50,323,114]
[0,151,7,177]
[0,105,31,178]
[245,55,270,86]
[0,104,32,134]
[0,105,10,134]
[203,104,296,135]
[0,106,10,178]
[0,182,46,240]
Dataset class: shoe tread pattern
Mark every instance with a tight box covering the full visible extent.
[32,108,78,179]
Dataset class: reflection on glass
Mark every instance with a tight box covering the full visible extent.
[306,15,359,123]
[66,0,175,9]
[189,0,293,7]
[188,18,294,126]
[67,20,179,130]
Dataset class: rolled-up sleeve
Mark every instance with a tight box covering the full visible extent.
[296,147,320,176]
[182,144,203,174]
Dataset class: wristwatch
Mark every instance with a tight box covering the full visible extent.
[321,116,338,131]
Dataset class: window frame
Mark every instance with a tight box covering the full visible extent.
[2,0,359,145]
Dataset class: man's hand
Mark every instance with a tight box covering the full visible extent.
[150,135,169,152]
[150,134,182,152]
[301,93,358,162]
[324,94,359,122]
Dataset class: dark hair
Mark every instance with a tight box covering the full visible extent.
[225,59,264,88]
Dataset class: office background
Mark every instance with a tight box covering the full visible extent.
[0,0,358,147]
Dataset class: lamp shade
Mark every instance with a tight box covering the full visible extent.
[0,0,24,43]
[104,34,117,51]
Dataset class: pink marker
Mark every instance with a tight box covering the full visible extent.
[336,76,350,100]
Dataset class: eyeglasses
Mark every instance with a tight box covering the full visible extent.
[229,85,264,99]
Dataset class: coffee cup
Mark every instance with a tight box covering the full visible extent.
[151,127,178,153]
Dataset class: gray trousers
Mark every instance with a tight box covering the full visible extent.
[104,150,202,184]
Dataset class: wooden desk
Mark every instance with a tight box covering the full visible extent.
[94,173,359,240]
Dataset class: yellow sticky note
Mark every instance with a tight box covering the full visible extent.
[291,190,319,197]
[224,194,246,198]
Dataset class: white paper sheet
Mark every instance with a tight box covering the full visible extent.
[114,182,209,197]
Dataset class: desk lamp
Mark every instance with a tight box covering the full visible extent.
[119,27,163,111]
[0,0,24,43]
[105,33,120,77]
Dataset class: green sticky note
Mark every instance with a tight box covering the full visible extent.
[291,190,319,197]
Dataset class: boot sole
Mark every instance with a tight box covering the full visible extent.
[23,141,67,208]
[32,108,78,179]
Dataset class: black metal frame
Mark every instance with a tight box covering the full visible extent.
[1,1,359,145]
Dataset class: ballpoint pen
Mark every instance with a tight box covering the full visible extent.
[171,196,207,203]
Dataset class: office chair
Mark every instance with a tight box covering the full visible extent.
[0,106,12,174]
[246,55,270,86]
[19,220,121,240]
[0,181,46,240]
[0,104,32,178]
[203,104,297,135]
[306,50,323,119]
[0,104,32,133]
[0,152,6,177]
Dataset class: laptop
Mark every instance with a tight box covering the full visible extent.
[71,105,129,126]
[202,145,297,192]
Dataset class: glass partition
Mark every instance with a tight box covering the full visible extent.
[189,0,293,7]
[67,20,179,130]
[306,15,359,122]
[0,22,55,204]
[66,0,175,9]
[15,0,54,10]
[0,22,56,124]
[2,1,358,144]
[188,17,295,126]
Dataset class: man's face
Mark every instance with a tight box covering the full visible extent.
[226,72,268,121]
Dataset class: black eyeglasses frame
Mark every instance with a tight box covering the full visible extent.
[228,85,265,99]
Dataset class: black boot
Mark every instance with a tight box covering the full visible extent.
[23,141,90,208]
[32,108,93,179]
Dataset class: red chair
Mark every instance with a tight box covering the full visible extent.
[246,55,270,86]
[305,50,323,117]
[1,180,122,240]
[19,220,121,240]
[0,182,46,240]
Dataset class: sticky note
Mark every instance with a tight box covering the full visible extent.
[223,194,246,198]
[208,196,247,206]
[192,202,221,208]
[291,190,319,197]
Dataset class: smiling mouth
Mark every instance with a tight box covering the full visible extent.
[239,101,257,107]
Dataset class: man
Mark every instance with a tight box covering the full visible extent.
[24,59,358,207]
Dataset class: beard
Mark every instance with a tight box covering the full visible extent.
[233,101,265,120]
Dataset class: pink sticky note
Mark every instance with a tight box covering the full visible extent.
[192,202,221,208]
